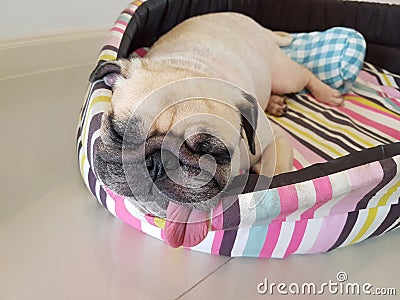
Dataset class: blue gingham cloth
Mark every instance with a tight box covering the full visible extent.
[281,27,366,93]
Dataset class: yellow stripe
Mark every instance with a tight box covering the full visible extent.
[81,95,112,163]
[82,96,111,141]
[345,95,400,118]
[289,102,375,148]
[381,73,393,87]
[349,207,378,245]
[377,180,400,207]
[133,0,143,5]
[99,54,117,62]
[349,180,399,245]
[89,95,112,106]
[272,117,344,157]
[154,217,166,229]
[80,153,87,178]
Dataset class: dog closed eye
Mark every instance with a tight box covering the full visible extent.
[184,133,232,163]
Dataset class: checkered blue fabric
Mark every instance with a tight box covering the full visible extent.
[281,27,366,93]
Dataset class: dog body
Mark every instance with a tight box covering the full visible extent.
[91,13,342,247]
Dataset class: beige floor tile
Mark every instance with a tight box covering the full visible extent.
[0,64,92,221]
[0,30,106,79]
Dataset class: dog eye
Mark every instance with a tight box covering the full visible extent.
[185,133,232,162]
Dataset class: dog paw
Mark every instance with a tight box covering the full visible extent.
[266,95,288,117]
[308,78,344,107]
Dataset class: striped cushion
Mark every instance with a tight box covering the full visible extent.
[271,63,400,170]
[77,0,400,258]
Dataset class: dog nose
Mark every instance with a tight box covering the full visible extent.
[146,150,180,181]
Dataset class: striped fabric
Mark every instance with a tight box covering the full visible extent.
[271,63,400,170]
[77,0,400,258]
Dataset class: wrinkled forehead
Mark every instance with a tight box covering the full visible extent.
[113,76,246,111]
[117,78,246,133]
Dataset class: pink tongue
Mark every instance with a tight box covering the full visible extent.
[165,202,209,248]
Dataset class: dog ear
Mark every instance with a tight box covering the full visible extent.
[89,60,124,87]
[238,92,258,155]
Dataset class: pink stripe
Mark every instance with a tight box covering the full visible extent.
[211,231,224,255]
[115,19,128,26]
[211,201,224,230]
[274,185,298,223]
[337,107,400,140]
[330,161,384,215]
[358,70,380,85]
[347,99,400,122]
[123,8,135,14]
[259,222,282,258]
[287,133,326,166]
[211,202,224,255]
[381,86,400,99]
[308,214,348,253]
[104,35,122,49]
[283,219,308,257]
[300,176,333,220]
[293,158,303,170]
[111,26,125,34]
[106,188,141,231]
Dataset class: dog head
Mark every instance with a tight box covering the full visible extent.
[90,59,259,247]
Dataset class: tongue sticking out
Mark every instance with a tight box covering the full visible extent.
[165,202,209,248]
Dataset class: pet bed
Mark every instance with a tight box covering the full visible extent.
[77,0,400,258]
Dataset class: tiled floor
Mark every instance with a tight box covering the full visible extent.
[0,63,399,300]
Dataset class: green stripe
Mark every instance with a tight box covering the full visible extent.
[242,189,281,256]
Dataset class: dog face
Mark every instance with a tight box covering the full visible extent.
[90,59,258,218]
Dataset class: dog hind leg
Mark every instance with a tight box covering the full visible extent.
[268,45,343,106]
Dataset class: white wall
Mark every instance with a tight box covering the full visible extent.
[0,0,130,40]
[1,0,400,40]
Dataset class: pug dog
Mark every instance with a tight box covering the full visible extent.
[90,12,343,248]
